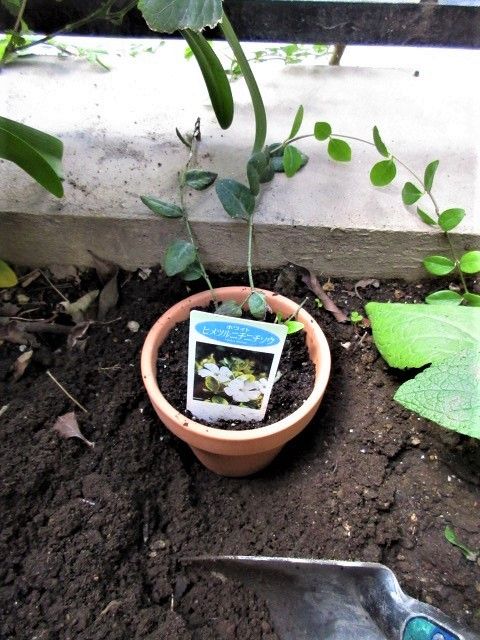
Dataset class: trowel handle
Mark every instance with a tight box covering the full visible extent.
[403,616,462,640]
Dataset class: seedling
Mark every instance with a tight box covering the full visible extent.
[444,526,479,563]
[349,311,363,324]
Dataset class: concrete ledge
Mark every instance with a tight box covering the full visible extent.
[1,40,479,278]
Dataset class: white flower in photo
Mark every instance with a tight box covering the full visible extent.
[224,376,263,403]
[257,377,269,393]
[197,363,233,383]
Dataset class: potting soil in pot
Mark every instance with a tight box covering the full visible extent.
[1,267,480,640]
[156,313,316,431]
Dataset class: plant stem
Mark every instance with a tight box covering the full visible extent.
[246,213,255,290]
[179,120,217,301]
[13,0,28,33]
[12,0,137,55]
[282,130,469,295]
[220,12,267,154]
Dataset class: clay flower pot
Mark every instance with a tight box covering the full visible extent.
[141,287,331,477]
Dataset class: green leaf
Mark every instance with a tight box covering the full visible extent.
[246,150,269,195]
[463,292,480,307]
[438,208,465,232]
[327,138,351,162]
[181,30,233,130]
[215,300,243,317]
[365,302,480,368]
[180,261,203,281]
[211,395,228,405]
[270,146,308,173]
[401,182,423,206]
[138,0,222,33]
[204,376,220,393]
[248,291,266,319]
[423,255,455,276]
[140,196,183,218]
[370,159,396,187]
[163,240,196,276]
[313,122,331,141]
[372,126,389,158]
[215,179,255,220]
[424,160,439,192]
[459,250,480,274]
[283,145,304,178]
[425,290,463,305]
[394,349,480,439]
[268,142,284,158]
[285,320,304,334]
[184,169,217,190]
[444,526,479,561]
[1,0,21,15]
[0,259,17,288]
[0,116,64,197]
[288,105,304,139]
[417,207,437,226]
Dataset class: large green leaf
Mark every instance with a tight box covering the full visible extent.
[246,150,270,195]
[401,181,423,206]
[394,349,480,439]
[138,0,222,33]
[283,145,304,178]
[423,255,455,276]
[460,250,480,274]
[288,105,304,139]
[0,116,64,197]
[248,291,266,319]
[372,126,389,158]
[438,208,465,232]
[163,239,196,276]
[215,178,255,220]
[181,30,233,130]
[184,169,217,190]
[327,138,351,162]
[424,160,439,192]
[365,302,480,368]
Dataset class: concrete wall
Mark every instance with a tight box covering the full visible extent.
[1,40,479,278]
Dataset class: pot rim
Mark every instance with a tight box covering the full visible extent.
[141,286,331,443]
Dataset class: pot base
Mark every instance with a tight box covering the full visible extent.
[191,445,283,477]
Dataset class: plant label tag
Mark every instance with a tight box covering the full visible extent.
[187,310,288,424]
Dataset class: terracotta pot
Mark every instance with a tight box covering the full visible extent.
[141,287,331,477]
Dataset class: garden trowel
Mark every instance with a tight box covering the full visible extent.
[190,556,480,640]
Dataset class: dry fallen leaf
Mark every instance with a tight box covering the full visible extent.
[0,321,39,347]
[52,412,94,448]
[67,321,93,349]
[301,270,348,324]
[354,278,380,299]
[20,270,41,288]
[88,252,119,321]
[12,350,33,381]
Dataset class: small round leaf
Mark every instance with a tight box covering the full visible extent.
[215,300,243,317]
[181,261,203,281]
[463,292,480,307]
[141,196,183,218]
[288,105,304,139]
[285,320,304,334]
[184,170,217,191]
[401,181,423,205]
[328,138,351,162]
[438,208,465,232]
[314,122,332,141]
[163,240,196,276]
[425,290,463,305]
[215,179,255,220]
[372,126,389,158]
[283,145,304,178]
[459,250,480,274]
[417,207,437,226]
[370,159,396,187]
[248,291,266,319]
[424,160,439,192]
[422,255,456,276]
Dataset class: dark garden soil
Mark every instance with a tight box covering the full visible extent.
[1,267,480,640]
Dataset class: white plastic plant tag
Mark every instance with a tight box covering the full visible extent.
[187,310,288,424]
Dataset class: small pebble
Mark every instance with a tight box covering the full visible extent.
[127,320,140,333]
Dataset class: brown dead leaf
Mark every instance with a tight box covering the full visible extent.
[52,412,94,448]
[12,350,33,381]
[322,279,335,292]
[0,321,39,347]
[354,278,380,299]
[67,321,93,349]
[0,303,20,316]
[88,252,119,321]
[20,270,41,288]
[301,271,348,323]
